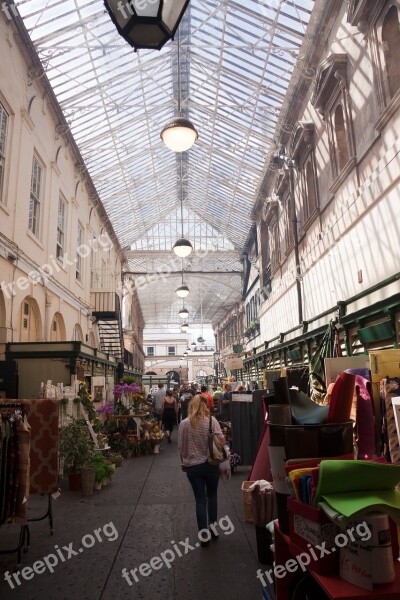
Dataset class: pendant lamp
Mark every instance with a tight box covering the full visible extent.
[104,0,190,52]
[176,264,189,298]
[161,27,198,152]
[173,155,193,257]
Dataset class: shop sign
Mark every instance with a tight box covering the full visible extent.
[225,356,244,370]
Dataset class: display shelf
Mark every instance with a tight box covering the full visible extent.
[274,523,400,600]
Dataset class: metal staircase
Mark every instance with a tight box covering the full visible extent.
[91,292,124,361]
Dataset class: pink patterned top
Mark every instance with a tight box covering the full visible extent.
[178,416,224,467]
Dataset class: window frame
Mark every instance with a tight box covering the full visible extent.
[76,222,83,281]
[56,194,67,262]
[311,54,356,192]
[369,1,400,131]
[146,346,155,357]
[29,154,43,238]
[290,122,319,231]
[0,102,9,205]
[262,196,280,275]
[167,346,176,356]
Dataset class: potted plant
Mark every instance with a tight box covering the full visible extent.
[88,453,114,490]
[59,419,95,492]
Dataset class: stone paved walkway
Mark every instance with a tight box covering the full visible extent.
[0,438,263,600]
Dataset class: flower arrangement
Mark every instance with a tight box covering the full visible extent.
[74,382,96,421]
[96,401,114,417]
[97,433,108,449]
[113,383,146,413]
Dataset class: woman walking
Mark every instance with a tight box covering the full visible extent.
[161,389,178,443]
[178,395,225,546]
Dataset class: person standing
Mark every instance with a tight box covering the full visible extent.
[153,383,166,423]
[200,385,214,411]
[178,382,193,422]
[161,389,178,443]
[220,383,232,422]
[178,395,225,545]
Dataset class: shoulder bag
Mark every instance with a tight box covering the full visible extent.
[207,415,229,465]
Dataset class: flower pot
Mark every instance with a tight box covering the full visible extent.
[94,481,102,491]
[153,443,160,454]
[81,467,96,497]
[102,478,109,487]
[68,473,82,492]
[115,456,123,467]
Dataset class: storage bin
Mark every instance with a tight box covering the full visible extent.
[287,498,339,575]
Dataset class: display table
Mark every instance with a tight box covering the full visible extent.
[274,523,400,600]
[112,413,150,435]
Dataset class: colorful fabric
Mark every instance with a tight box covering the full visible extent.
[0,412,31,525]
[13,418,31,524]
[380,378,400,464]
[22,399,59,494]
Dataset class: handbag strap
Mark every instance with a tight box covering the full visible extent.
[209,414,213,434]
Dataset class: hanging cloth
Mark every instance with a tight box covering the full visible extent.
[309,321,335,404]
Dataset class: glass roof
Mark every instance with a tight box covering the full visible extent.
[16,0,315,325]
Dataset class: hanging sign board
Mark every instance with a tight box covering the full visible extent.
[226,357,244,370]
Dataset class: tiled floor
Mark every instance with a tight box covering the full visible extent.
[0,439,263,600]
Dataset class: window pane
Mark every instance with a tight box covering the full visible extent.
[76,224,83,280]
[0,103,8,203]
[29,157,41,236]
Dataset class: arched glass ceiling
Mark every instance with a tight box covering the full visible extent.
[16,0,316,324]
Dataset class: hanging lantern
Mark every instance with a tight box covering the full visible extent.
[104,0,190,51]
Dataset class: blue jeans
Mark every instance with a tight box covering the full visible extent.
[186,462,220,531]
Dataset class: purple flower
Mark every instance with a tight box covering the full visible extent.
[96,402,114,414]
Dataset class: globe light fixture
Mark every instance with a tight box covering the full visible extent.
[176,263,189,298]
[183,351,188,357]
[181,322,190,331]
[104,0,190,52]
[191,341,196,347]
[176,284,189,298]
[178,307,189,319]
[173,154,193,257]
[173,237,193,258]
[161,117,198,152]
[161,27,198,152]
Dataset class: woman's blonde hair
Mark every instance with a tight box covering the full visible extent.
[188,394,210,427]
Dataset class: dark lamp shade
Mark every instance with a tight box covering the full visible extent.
[175,284,189,298]
[104,0,190,51]
[173,238,193,257]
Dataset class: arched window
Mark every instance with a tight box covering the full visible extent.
[88,331,96,348]
[73,323,84,342]
[334,104,349,172]
[19,297,42,342]
[50,312,66,341]
[382,6,400,99]
[196,370,208,378]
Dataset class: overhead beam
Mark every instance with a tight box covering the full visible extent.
[124,250,242,259]
[124,271,243,276]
